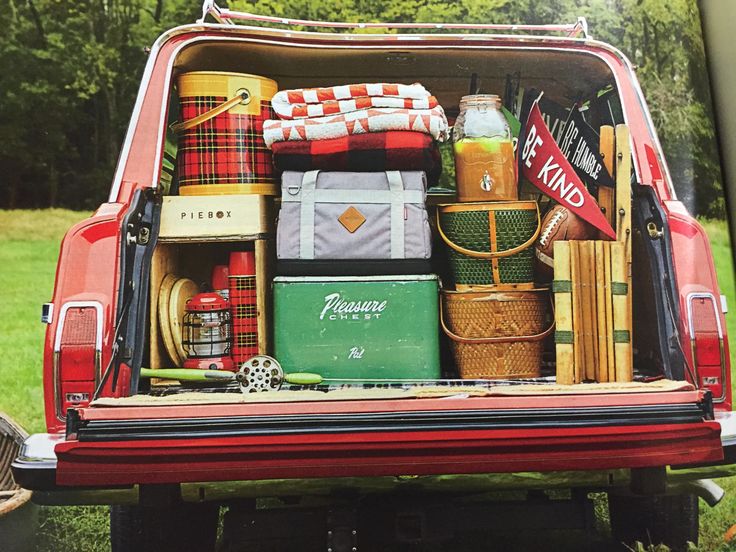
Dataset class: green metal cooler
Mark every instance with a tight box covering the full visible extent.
[273,275,440,380]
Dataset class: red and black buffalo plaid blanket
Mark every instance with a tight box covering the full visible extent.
[270,131,442,184]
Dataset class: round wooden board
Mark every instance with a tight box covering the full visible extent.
[157,274,181,365]
[168,278,200,363]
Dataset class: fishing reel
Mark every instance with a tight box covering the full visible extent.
[235,355,284,393]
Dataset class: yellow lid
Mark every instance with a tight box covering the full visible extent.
[177,71,278,102]
[179,183,279,196]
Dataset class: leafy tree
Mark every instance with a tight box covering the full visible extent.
[0,0,725,217]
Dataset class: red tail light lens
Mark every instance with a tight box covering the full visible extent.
[55,304,101,417]
[688,294,725,401]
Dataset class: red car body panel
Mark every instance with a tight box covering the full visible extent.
[43,204,125,433]
[665,200,732,409]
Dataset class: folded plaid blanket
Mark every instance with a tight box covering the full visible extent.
[272,83,437,120]
[264,105,448,147]
[271,131,442,184]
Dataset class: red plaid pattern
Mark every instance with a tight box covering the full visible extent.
[271,131,442,184]
[231,328,258,365]
[233,303,257,319]
[177,95,275,187]
[228,273,258,363]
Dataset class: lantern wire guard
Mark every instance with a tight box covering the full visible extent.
[182,292,235,371]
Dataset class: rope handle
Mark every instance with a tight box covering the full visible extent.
[435,204,541,260]
[170,90,251,134]
[439,293,555,345]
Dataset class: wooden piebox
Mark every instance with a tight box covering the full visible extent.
[149,194,274,373]
[158,194,273,242]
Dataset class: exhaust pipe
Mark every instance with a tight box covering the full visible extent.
[670,479,725,507]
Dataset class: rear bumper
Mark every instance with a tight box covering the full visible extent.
[12,400,734,493]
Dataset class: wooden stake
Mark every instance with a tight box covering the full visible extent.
[611,242,633,382]
[614,125,632,246]
[614,124,633,379]
[604,242,616,383]
[570,242,584,383]
[599,125,615,235]
[581,241,597,381]
[554,241,574,385]
[595,240,609,382]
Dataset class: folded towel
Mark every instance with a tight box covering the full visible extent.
[273,83,437,120]
[264,106,449,147]
[271,131,442,184]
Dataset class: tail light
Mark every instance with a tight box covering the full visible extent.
[54,303,102,418]
[687,293,726,401]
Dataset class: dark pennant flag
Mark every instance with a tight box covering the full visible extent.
[558,106,615,189]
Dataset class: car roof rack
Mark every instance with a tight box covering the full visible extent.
[198,0,589,39]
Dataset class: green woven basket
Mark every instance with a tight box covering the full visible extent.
[437,201,540,287]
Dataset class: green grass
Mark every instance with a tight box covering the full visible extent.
[0,209,95,433]
[0,209,735,550]
[0,209,109,552]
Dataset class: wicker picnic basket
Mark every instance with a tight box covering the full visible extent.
[441,288,553,379]
[437,201,540,290]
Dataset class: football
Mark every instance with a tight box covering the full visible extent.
[534,204,596,282]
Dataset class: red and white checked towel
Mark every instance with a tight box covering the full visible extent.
[264,106,448,147]
[272,82,438,120]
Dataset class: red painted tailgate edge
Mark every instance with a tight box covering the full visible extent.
[55,422,722,486]
[56,392,722,486]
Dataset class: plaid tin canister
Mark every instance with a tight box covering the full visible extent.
[175,72,278,194]
[228,251,259,366]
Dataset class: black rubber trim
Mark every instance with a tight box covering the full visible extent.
[116,188,161,394]
[276,259,433,276]
[71,403,708,442]
[11,459,57,490]
[632,184,686,380]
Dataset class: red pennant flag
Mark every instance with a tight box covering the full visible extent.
[521,102,616,239]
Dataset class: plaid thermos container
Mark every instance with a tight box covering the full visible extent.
[228,251,258,366]
[174,72,278,195]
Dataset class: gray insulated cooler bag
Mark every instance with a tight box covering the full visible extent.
[276,170,433,276]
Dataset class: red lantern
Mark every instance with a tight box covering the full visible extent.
[182,292,235,371]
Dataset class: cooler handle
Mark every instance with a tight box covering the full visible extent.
[435,205,541,259]
[170,90,251,133]
[439,293,555,344]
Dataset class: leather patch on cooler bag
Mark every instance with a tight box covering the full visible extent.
[276,170,432,261]
[338,206,367,233]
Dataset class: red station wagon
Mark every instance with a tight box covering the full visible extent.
[12,3,736,551]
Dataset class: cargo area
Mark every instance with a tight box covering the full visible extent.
[101,36,684,405]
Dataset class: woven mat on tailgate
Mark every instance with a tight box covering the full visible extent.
[92,380,694,407]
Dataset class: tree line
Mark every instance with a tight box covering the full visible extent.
[0,0,725,218]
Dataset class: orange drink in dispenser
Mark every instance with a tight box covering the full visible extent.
[453,95,517,202]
